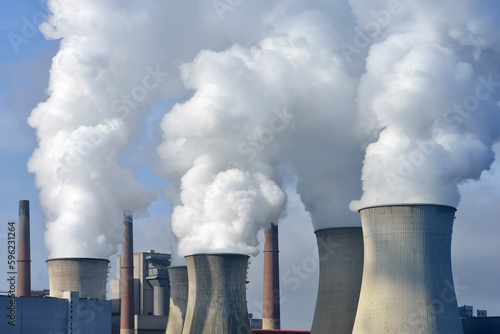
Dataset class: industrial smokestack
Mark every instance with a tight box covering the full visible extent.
[352,204,464,334]
[263,223,280,329]
[46,257,109,299]
[165,266,188,334]
[17,200,31,297]
[182,253,251,334]
[311,227,364,334]
[121,211,134,334]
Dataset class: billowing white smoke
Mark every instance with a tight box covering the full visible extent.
[156,8,375,253]
[28,0,173,258]
[350,0,500,209]
[30,0,500,258]
[28,0,289,258]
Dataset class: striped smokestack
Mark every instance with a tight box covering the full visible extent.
[262,223,280,329]
[17,200,31,297]
[120,211,134,334]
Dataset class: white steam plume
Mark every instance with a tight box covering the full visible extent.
[156,7,376,254]
[28,0,173,258]
[350,0,500,209]
[28,0,291,259]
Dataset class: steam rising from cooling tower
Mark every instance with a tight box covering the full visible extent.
[182,254,251,334]
[349,1,500,209]
[28,0,500,276]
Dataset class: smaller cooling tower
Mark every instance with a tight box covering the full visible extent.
[311,227,364,334]
[47,257,109,300]
[165,266,188,334]
[182,253,251,334]
[352,204,463,334]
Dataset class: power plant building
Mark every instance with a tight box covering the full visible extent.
[0,292,111,334]
[110,250,171,334]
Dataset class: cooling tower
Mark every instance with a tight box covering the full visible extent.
[181,253,251,334]
[165,266,188,334]
[263,223,280,329]
[121,211,134,334]
[352,204,464,334]
[46,257,109,300]
[17,200,31,297]
[310,227,364,334]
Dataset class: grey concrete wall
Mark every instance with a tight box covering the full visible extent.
[353,204,463,334]
[47,257,109,300]
[311,227,363,334]
[182,254,251,334]
[166,266,188,334]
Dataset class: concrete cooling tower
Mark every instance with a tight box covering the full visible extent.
[352,204,464,334]
[181,253,251,334]
[46,257,109,300]
[310,227,364,334]
[165,266,188,334]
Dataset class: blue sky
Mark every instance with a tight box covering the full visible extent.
[1,0,500,331]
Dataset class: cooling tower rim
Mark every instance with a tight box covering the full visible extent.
[167,265,188,269]
[46,257,110,263]
[358,203,457,213]
[184,252,250,259]
[314,226,362,234]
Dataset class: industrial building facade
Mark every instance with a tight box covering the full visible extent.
[0,293,111,334]
[110,250,171,334]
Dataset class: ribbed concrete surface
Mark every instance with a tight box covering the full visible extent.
[166,266,188,334]
[352,204,464,334]
[182,254,251,334]
[310,227,363,334]
[46,257,109,300]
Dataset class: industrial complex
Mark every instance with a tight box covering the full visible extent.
[1,200,498,333]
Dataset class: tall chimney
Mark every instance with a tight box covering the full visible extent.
[121,211,134,334]
[46,257,109,299]
[262,223,280,329]
[165,266,189,334]
[17,200,31,297]
[182,253,251,334]
[352,204,464,334]
[311,227,364,334]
